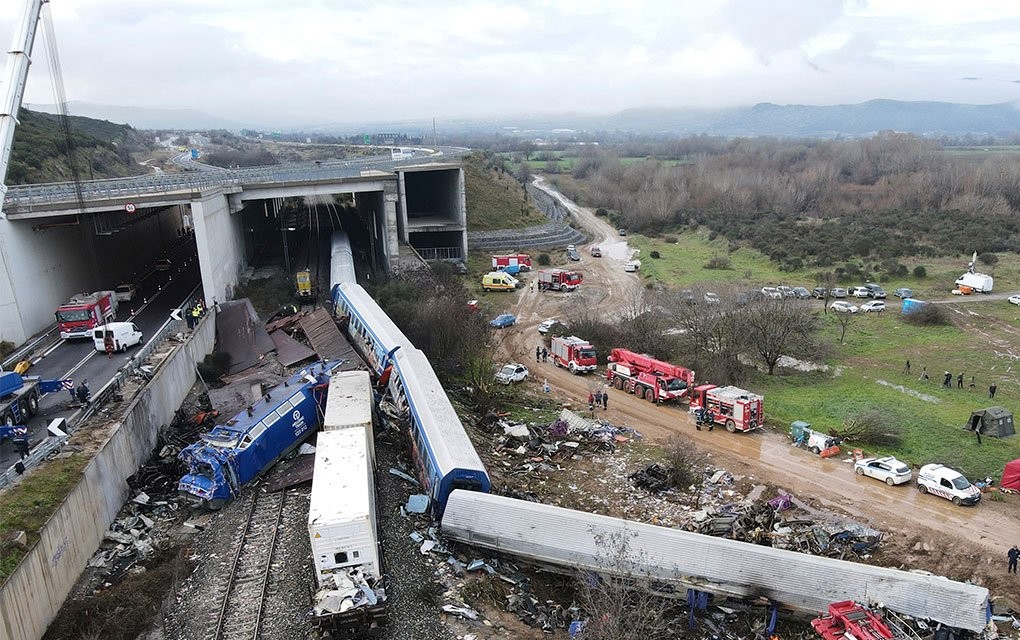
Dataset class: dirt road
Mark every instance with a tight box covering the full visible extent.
[498,178,1020,596]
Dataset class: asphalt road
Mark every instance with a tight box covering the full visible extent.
[0,240,202,470]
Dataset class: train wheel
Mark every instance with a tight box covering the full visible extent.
[725,419,737,433]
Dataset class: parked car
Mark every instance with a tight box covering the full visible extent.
[811,287,828,299]
[777,285,796,298]
[830,301,858,313]
[566,247,581,261]
[854,456,912,486]
[860,300,886,313]
[624,260,640,272]
[538,318,562,334]
[761,287,783,300]
[851,286,872,298]
[495,363,529,385]
[893,288,914,299]
[704,292,720,304]
[916,463,981,505]
[679,289,697,303]
[618,228,627,236]
[792,287,811,299]
[830,287,847,298]
[1009,294,1020,306]
[114,283,138,302]
[154,258,172,271]
[589,246,602,257]
[490,313,517,328]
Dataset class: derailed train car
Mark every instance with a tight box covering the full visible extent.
[177,361,337,507]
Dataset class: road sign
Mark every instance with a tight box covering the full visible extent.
[125,203,137,214]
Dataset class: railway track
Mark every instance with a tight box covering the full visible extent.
[210,489,286,640]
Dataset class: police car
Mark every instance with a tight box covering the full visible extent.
[916,463,980,505]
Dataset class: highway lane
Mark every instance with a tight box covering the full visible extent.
[0,241,203,470]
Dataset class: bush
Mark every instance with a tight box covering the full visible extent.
[536,253,551,266]
[913,265,927,278]
[831,409,903,447]
[662,235,678,244]
[978,252,998,266]
[704,255,731,270]
[595,207,607,217]
[904,303,950,327]
[663,436,710,490]
[649,250,661,259]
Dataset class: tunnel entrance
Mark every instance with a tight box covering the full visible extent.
[399,167,465,261]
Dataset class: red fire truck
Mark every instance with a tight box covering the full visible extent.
[56,291,119,339]
[537,268,583,292]
[605,348,695,403]
[491,254,532,272]
[551,336,597,374]
[689,384,763,432]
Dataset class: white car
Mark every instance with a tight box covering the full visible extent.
[624,260,641,272]
[917,463,981,505]
[761,287,783,299]
[854,456,912,486]
[830,301,858,313]
[851,286,872,298]
[495,363,529,385]
[114,283,138,302]
[538,318,561,334]
[860,300,885,313]
[704,292,720,304]
[1008,295,1020,306]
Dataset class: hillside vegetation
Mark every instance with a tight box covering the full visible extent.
[8,108,151,184]
[463,153,547,230]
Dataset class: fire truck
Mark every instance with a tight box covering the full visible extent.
[811,601,898,640]
[537,269,583,292]
[492,254,532,272]
[551,336,597,374]
[605,348,695,403]
[56,291,119,339]
[689,384,763,432]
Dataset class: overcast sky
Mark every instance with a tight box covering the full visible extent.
[2,0,1019,127]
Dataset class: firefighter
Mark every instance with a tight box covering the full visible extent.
[705,408,715,432]
[695,406,704,431]
[536,346,541,363]
[76,379,91,405]
[13,431,29,460]
[191,304,201,327]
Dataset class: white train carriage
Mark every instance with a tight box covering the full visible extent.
[330,231,358,287]
[309,428,386,630]
[324,370,376,464]
[332,282,413,375]
[388,347,490,514]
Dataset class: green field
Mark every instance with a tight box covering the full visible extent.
[464,155,547,231]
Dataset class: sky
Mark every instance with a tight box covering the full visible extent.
[2,0,1020,127]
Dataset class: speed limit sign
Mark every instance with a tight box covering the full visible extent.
[125,203,137,213]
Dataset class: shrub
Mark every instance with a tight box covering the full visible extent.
[662,235,678,244]
[832,409,903,447]
[536,253,551,266]
[704,255,731,270]
[595,207,607,217]
[978,252,998,266]
[913,265,927,278]
[649,250,661,259]
[904,303,950,327]
[663,436,710,490]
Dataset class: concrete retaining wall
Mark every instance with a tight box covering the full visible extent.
[0,314,216,640]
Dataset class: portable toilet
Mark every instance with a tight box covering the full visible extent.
[901,298,927,314]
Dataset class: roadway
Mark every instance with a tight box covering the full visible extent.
[0,239,203,470]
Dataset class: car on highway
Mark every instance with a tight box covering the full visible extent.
[490,313,517,329]
[495,363,529,385]
[761,287,783,300]
[538,318,562,334]
[114,283,138,302]
[893,288,914,299]
[792,287,811,299]
[154,258,172,271]
[860,300,886,313]
[811,287,827,299]
[830,301,858,313]
[830,287,847,298]
[917,463,981,505]
[854,456,912,486]
[1008,295,1020,306]
[566,246,581,261]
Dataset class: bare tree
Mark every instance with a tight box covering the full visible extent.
[834,311,854,344]
[744,298,819,375]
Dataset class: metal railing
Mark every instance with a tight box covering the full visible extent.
[0,308,201,491]
[413,246,463,261]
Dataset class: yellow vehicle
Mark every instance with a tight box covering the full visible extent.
[295,270,314,299]
[482,271,520,292]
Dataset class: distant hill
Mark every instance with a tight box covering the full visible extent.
[8,108,152,185]
[26,101,248,131]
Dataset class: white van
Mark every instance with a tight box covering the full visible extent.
[624,260,641,272]
[916,463,981,505]
[93,322,144,354]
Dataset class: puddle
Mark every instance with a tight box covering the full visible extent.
[599,240,637,261]
[875,379,941,403]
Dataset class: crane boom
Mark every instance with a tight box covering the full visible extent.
[0,0,46,217]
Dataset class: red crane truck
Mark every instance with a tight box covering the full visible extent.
[551,336,597,374]
[811,601,898,640]
[56,291,119,339]
[689,384,763,432]
[537,268,583,292]
[605,348,695,403]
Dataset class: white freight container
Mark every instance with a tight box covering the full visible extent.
[308,429,380,586]
[323,370,375,464]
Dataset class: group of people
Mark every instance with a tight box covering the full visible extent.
[535,346,548,363]
[587,389,609,416]
[185,299,207,330]
[905,361,997,398]
[694,406,716,431]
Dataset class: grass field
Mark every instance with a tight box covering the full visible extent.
[464,155,547,231]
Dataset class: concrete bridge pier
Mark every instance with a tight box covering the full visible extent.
[192,188,246,305]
